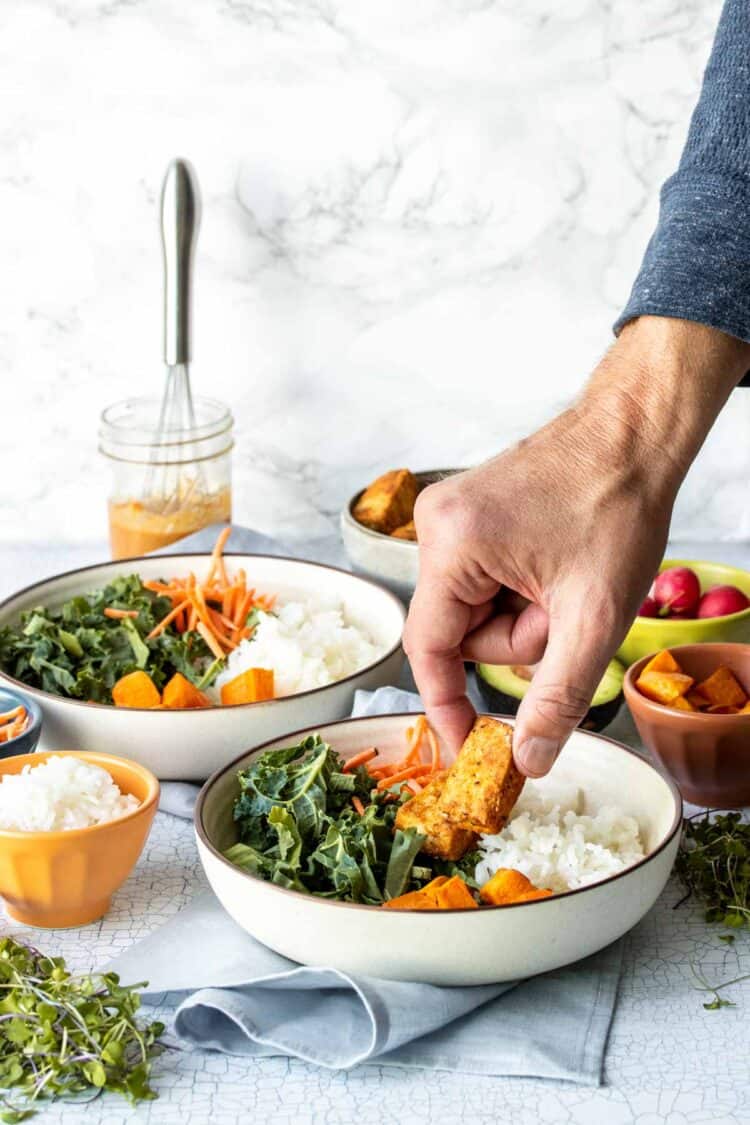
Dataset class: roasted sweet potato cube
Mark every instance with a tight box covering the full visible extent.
[433,876,478,910]
[112,670,161,709]
[636,670,693,705]
[220,668,275,705]
[480,868,534,905]
[707,704,741,715]
[641,650,682,676]
[741,702,750,715]
[695,666,747,709]
[395,772,477,861]
[391,520,417,541]
[162,672,211,709]
[669,696,696,712]
[382,890,435,910]
[686,690,710,710]
[438,716,525,835]
[480,868,552,905]
[420,876,449,897]
[352,469,419,534]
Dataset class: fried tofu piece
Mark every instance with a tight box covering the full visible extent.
[352,469,419,535]
[391,519,417,541]
[395,771,477,861]
[438,716,525,835]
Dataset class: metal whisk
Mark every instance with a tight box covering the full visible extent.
[143,158,204,513]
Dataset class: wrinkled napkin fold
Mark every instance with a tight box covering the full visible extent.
[112,677,623,1084]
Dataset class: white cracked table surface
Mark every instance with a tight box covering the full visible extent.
[1,541,750,1124]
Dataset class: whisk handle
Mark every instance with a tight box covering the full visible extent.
[160,159,201,366]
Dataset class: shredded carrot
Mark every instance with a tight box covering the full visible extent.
[352,796,366,816]
[376,764,433,791]
[343,747,378,772]
[0,705,29,742]
[146,599,190,640]
[196,621,224,660]
[0,706,25,724]
[104,607,139,620]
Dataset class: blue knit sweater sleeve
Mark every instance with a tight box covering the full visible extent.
[615,0,750,346]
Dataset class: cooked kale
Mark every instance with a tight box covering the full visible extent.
[0,574,214,703]
[224,734,478,905]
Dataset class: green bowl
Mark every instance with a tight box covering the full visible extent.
[617,558,750,667]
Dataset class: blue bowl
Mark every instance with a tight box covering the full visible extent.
[0,686,42,759]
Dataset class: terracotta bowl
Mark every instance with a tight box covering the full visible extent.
[624,643,750,807]
[0,750,159,928]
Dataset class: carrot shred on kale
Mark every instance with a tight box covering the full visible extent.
[137,528,272,655]
[196,621,224,660]
[104,608,139,620]
[146,599,191,640]
[351,796,366,816]
[343,747,378,772]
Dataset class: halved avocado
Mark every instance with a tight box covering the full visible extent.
[475,659,625,733]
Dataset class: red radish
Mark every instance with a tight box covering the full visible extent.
[637,596,659,618]
[653,567,701,615]
[696,585,750,619]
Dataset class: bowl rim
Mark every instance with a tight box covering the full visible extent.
[194,711,683,915]
[634,558,750,625]
[0,552,407,715]
[342,467,464,548]
[0,749,160,840]
[624,642,750,723]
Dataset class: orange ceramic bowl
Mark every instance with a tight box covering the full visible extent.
[624,643,750,808]
[0,750,159,928]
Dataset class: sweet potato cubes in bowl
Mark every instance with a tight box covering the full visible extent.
[634,649,750,714]
[624,644,750,806]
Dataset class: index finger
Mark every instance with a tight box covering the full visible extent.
[404,560,485,751]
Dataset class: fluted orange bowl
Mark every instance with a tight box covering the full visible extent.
[0,750,159,928]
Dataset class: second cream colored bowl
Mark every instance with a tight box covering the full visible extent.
[0,750,159,928]
[196,713,681,985]
[0,553,406,781]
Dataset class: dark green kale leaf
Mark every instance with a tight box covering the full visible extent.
[227,736,430,905]
[0,574,213,704]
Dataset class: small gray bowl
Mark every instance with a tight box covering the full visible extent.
[0,685,43,759]
[341,469,462,602]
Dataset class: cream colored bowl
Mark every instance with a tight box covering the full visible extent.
[196,713,681,985]
[341,469,460,601]
[0,555,406,782]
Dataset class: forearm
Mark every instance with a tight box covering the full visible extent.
[583,316,750,497]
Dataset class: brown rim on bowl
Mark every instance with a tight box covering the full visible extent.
[0,553,406,715]
[344,468,464,546]
[194,711,683,915]
[0,749,160,840]
[624,642,750,722]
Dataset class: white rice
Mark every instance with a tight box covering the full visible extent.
[214,598,380,699]
[0,756,139,832]
[475,784,645,894]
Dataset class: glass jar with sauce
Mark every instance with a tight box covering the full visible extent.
[100,397,233,559]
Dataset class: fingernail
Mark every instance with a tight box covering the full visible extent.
[516,737,559,777]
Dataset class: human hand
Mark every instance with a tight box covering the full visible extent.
[404,317,750,777]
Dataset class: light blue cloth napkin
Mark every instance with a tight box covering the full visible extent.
[111,681,624,1084]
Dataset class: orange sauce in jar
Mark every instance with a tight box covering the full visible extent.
[108,487,232,559]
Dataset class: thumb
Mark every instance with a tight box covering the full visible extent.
[512,615,612,778]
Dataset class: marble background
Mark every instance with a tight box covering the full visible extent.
[2,0,748,553]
